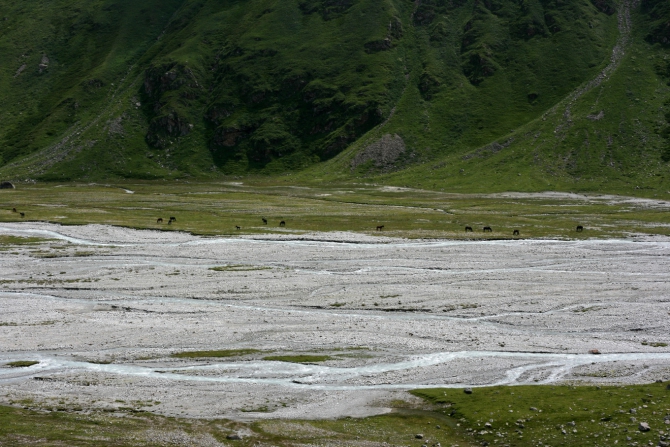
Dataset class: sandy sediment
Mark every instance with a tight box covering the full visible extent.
[1,222,669,419]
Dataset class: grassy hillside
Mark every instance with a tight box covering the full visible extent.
[0,0,668,193]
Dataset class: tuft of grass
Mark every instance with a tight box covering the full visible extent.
[262,355,334,364]
[171,349,261,359]
[6,361,39,368]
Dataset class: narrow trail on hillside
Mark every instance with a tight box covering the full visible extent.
[551,0,640,132]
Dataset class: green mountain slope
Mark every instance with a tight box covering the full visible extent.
[0,0,668,193]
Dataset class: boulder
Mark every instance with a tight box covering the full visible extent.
[464,387,473,394]
[639,422,650,432]
[0,181,15,189]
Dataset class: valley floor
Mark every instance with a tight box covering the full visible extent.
[1,223,669,422]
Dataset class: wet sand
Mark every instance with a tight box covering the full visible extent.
[1,222,669,419]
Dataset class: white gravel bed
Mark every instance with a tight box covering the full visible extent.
[1,222,669,419]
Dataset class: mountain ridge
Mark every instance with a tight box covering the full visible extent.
[0,0,669,194]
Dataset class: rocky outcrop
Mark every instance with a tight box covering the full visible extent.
[0,181,15,189]
[38,55,49,73]
[350,134,406,172]
[14,64,26,78]
[142,63,200,148]
[212,127,248,148]
[146,112,193,149]
[298,0,354,20]
[364,18,402,53]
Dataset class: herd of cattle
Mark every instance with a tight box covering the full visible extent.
[152,217,585,234]
[8,209,586,234]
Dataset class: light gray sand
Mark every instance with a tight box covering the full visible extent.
[1,222,669,419]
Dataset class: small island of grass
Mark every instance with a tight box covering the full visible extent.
[171,349,261,359]
[6,361,39,368]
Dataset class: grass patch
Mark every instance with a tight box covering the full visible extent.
[171,349,261,359]
[412,381,670,447]
[0,236,52,246]
[642,341,668,347]
[262,355,334,364]
[0,182,668,241]
[6,361,39,368]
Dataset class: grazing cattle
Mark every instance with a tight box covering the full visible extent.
[376,225,384,231]
[169,217,176,222]
[12,208,17,213]
[235,226,241,230]
[576,225,584,232]
[483,226,492,232]
[157,218,163,224]
[20,212,25,218]
[465,226,473,232]
[279,220,286,227]
[262,218,267,225]
[168,220,172,225]
[513,229,520,236]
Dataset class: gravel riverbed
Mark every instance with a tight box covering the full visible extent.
[1,222,669,420]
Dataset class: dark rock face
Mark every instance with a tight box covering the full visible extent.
[642,0,670,46]
[0,181,15,189]
[146,112,192,149]
[590,0,617,16]
[142,63,199,148]
[299,0,354,20]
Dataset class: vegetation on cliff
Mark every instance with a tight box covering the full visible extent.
[0,0,669,193]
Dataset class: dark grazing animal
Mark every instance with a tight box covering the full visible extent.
[576,225,584,232]
[376,225,384,231]
[12,208,17,213]
[169,217,176,222]
[20,212,25,218]
[157,218,163,223]
[235,226,241,230]
[465,226,473,232]
[513,229,520,236]
[279,220,286,227]
[262,218,267,225]
[483,226,492,232]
